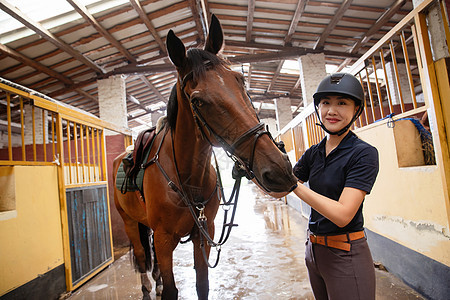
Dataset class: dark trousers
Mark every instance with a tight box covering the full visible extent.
[305,236,376,300]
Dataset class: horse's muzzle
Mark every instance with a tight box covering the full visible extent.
[256,153,297,193]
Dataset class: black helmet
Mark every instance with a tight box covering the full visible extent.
[313,73,364,106]
[313,73,365,136]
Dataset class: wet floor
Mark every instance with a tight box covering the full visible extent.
[67,183,424,300]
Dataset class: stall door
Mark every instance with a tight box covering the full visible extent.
[66,184,112,285]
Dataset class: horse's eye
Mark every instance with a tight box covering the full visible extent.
[192,98,203,107]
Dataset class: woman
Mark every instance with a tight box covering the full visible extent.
[292,73,379,299]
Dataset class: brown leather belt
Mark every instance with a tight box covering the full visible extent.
[309,231,365,251]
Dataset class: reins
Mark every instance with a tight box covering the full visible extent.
[181,61,276,193]
[141,59,280,268]
[140,124,242,268]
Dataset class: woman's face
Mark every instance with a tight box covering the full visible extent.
[318,95,358,133]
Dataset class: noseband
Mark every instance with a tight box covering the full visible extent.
[179,61,275,188]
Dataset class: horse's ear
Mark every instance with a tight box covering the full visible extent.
[166,29,186,68]
[204,14,223,55]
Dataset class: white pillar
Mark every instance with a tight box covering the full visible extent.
[298,53,327,107]
[261,117,278,137]
[385,62,414,105]
[274,97,292,132]
[413,0,449,60]
[97,75,128,135]
[24,104,48,145]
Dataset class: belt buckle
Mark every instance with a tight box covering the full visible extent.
[310,232,318,243]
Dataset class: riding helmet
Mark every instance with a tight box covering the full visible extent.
[313,73,365,136]
[313,73,364,106]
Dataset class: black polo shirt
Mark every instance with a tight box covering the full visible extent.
[293,131,379,234]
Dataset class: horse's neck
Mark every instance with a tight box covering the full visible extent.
[172,102,213,188]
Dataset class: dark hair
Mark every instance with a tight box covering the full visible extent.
[166,48,227,129]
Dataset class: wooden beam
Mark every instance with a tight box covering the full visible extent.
[0,0,105,74]
[267,60,284,92]
[138,75,167,103]
[336,57,353,72]
[187,0,207,41]
[67,0,137,64]
[246,50,254,90]
[350,0,407,54]
[314,0,354,50]
[199,0,210,32]
[0,43,73,85]
[246,0,256,43]
[75,88,97,102]
[290,76,302,95]
[129,0,166,53]
[127,94,151,113]
[110,46,359,76]
[286,0,309,45]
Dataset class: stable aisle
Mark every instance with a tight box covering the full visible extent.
[67,183,424,300]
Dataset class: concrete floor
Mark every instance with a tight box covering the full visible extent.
[67,183,424,300]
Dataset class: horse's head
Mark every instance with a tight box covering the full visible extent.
[166,15,297,193]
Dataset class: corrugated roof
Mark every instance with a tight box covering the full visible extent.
[0,0,415,131]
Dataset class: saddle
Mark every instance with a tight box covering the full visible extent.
[117,126,157,195]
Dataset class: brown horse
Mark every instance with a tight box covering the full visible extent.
[113,15,297,300]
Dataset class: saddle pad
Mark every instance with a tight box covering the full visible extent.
[115,153,145,193]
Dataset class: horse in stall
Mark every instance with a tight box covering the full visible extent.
[112,15,297,300]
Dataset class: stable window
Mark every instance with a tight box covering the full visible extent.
[393,116,436,167]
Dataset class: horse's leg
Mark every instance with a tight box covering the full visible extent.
[120,215,153,299]
[153,230,180,300]
[192,226,214,300]
[151,231,163,296]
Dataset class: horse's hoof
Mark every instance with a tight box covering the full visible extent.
[156,285,163,296]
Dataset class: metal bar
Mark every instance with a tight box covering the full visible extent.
[32,105,36,161]
[389,39,405,112]
[79,125,86,183]
[74,123,79,184]
[357,73,369,126]
[0,160,54,166]
[42,109,47,162]
[312,115,319,144]
[20,96,25,161]
[349,0,435,74]
[6,93,12,161]
[66,121,72,185]
[64,181,108,189]
[54,113,74,291]
[371,56,386,118]
[400,30,418,108]
[379,48,394,114]
[96,130,101,181]
[51,112,55,160]
[85,126,91,183]
[100,130,107,182]
[91,128,96,182]
[364,67,377,123]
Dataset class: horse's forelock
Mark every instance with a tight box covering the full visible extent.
[186,48,225,83]
[167,49,226,129]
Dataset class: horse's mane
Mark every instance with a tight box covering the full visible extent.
[166,48,228,129]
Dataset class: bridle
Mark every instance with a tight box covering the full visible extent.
[139,60,284,268]
[180,60,277,192]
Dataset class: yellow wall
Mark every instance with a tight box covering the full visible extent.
[355,120,450,266]
[0,166,64,296]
